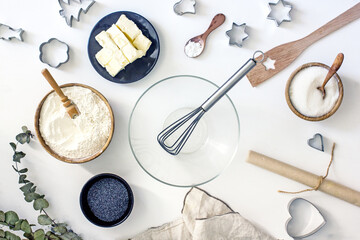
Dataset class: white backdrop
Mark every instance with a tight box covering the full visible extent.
[0,0,359,239]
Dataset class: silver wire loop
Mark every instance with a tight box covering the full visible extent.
[253,50,265,63]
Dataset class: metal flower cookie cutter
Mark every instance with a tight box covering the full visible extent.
[286,198,326,238]
[39,38,70,68]
[267,0,292,26]
[173,0,196,16]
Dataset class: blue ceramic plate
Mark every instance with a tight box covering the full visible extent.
[88,11,160,83]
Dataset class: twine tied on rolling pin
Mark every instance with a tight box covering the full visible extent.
[246,146,360,207]
[278,143,335,194]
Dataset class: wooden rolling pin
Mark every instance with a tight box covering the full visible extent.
[246,150,360,207]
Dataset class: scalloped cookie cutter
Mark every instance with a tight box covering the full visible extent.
[39,38,70,68]
[267,0,292,26]
[59,0,95,27]
[173,0,196,15]
[286,198,326,238]
[0,23,24,41]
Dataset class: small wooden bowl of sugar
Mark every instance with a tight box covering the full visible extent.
[285,62,344,121]
[34,83,114,163]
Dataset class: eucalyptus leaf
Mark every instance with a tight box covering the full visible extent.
[9,143,16,151]
[11,220,22,230]
[0,229,4,237]
[20,183,34,194]
[18,175,27,184]
[33,199,49,211]
[5,211,19,225]
[21,126,28,133]
[33,229,45,240]
[4,231,20,240]
[59,232,80,240]
[0,211,5,222]
[20,220,31,234]
[25,193,40,202]
[37,215,52,226]
[12,151,25,163]
[53,226,67,235]
[30,186,37,193]
[18,168,28,173]
[48,234,60,240]
[16,133,28,145]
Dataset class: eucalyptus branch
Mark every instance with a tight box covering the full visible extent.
[5,126,82,240]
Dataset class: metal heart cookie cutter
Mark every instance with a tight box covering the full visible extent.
[173,0,196,15]
[286,198,326,239]
[308,133,324,152]
[39,38,70,68]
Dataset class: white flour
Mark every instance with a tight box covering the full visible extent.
[289,66,340,117]
[185,41,202,57]
[39,86,112,159]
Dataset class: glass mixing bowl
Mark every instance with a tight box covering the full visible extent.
[128,75,240,187]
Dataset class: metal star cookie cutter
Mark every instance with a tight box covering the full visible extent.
[286,198,326,239]
[267,0,292,27]
[59,0,95,27]
[0,23,24,41]
[39,38,70,68]
[173,0,196,16]
[226,22,248,48]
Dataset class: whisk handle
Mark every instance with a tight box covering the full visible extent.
[201,58,256,111]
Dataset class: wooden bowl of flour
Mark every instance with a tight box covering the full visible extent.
[34,83,114,163]
[285,62,344,121]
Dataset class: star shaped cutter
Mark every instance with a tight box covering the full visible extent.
[226,22,248,48]
[267,0,292,27]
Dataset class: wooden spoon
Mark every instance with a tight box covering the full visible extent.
[247,2,360,87]
[41,68,80,119]
[184,13,225,58]
[317,53,344,99]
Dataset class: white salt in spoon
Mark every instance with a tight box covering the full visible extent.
[184,13,225,58]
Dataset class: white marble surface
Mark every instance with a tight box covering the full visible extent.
[1,0,360,239]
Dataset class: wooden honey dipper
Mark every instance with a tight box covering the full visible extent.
[41,68,80,119]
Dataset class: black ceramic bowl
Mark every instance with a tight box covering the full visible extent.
[80,173,134,227]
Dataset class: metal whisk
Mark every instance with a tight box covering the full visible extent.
[157,51,265,155]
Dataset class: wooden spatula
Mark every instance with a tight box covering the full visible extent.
[247,2,360,87]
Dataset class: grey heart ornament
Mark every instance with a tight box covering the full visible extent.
[307,133,324,152]
[286,198,326,238]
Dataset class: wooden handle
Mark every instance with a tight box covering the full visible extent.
[202,13,225,39]
[322,53,344,89]
[247,150,360,207]
[305,3,360,45]
[41,68,68,102]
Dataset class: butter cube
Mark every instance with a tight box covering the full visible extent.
[106,24,131,49]
[105,50,129,77]
[121,44,143,63]
[133,34,152,55]
[95,31,119,52]
[116,14,141,41]
[95,48,113,67]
